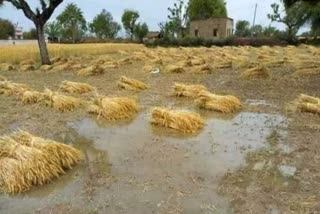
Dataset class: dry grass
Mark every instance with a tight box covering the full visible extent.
[0,63,15,71]
[117,76,147,91]
[59,81,95,94]
[296,94,320,115]
[20,65,36,72]
[151,107,205,133]
[20,90,44,104]
[87,96,139,120]
[20,59,35,66]
[165,65,185,73]
[195,90,242,113]
[241,66,270,79]
[43,89,81,112]
[0,44,143,64]
[293,68,320,77]
[0,75,7,81]
[0,131,82,194]
[0,81,29,96]
[77,65,104,76]
[173,83,207,98]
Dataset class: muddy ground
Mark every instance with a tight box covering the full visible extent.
[0,49,320,214]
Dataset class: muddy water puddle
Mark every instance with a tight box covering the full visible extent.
[0,112,288,214]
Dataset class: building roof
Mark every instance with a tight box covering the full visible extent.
[191,17,234,22]
[146,31,161,38]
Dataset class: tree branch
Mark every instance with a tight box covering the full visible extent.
[41,0,64,22]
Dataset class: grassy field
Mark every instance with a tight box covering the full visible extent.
[0,43,320,213]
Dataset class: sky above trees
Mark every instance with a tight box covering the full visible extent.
[0,0,309,34]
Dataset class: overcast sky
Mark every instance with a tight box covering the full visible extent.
[0,0,309,33]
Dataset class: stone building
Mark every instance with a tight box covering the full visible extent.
[189,17,234,40]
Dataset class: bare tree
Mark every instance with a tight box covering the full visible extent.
[0,0,64,64]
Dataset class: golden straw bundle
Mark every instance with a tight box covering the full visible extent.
[165,65,185,73]
[118,76,147,91]
[174,83,207,98]
[87,96,139,120]
[296,94,320,115]
[293,68,320,77]
[77,65,104,76]
[0,63,15,71]
[0,81,29,96]
[241,66,269,79]
[59,81,95,94]
[151,108,205,133]
[20,90,44,104]
[0,131,82,194]
[43,89,81,112]
[195,90,242,113]
[20,65,35,72]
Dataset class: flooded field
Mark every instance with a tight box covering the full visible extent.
[0,45,320,213]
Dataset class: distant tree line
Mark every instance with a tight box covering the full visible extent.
[43,4,149,43]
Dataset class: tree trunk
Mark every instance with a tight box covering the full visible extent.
[36,23,51,65]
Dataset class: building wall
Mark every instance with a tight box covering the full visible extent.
[190,18,234,40]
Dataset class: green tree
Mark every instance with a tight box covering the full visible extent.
[57,3,87,43]
[263,26,280,36]
[188,0,227,21]
[159,21,176,38]
[0,0,64,64]
[284,0,320,7]
[0,18,15,39]
[251,25,263,37]
[268,2,308,41]
[167,0,188,38]
[134,22,149,42]
[121,9,139,39]
[23,28,37,39]
[45,21,62,38]
[90,9,121,39]
[235,20,251,37]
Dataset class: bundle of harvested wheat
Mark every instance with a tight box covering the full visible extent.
[193,64,213,74]
[293,68,320,77]
[103,61,119,69]
[0,81,29,96]
[39,64,53,71]
[174,83,207,98]
[59,81,95,94]
[296,94,320,115]
[13,131,82,169]
[118,57,132,65]
[195,90,242,113]
[241,66,269,79]
[50,63,71,72]
[0,63,15,71]
[51,57,62,64]
[20,59,35,66]
[151,108,205,133]
[0,131,82,194]
[20,90,43,104]
[0,75,6,81]
[214,61,232,69]
[78,65,104,76]
[191,58,206,66]
[87,96,139,120]
[118,76,147,91]
[20,65,35,72]
[43,89,81,112]
[165,65,185,73]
